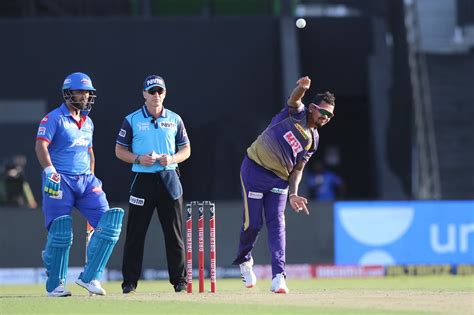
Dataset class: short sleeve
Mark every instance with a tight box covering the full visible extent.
[36,115,57,143]
[176,117,189,146]
[116,118,133,147]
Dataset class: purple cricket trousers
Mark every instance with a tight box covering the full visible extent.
[233,155,289,278]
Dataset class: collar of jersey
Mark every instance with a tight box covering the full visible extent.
[141,105,167,119]
[60,103,86,117]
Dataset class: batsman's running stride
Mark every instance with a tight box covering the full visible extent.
[232,76,336,293]
[35,72,124,297]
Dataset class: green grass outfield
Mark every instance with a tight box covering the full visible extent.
[1,276,473,315]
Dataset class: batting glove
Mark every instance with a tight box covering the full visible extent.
[44,166,61,196]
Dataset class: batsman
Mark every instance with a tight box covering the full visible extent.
[35,72,124,297]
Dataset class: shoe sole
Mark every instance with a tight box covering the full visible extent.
[75,280,106,296]
[272,288,289,294]
[47,292,72,297]
[241,276,256,288]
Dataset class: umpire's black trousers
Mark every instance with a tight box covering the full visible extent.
[122,172,186,288]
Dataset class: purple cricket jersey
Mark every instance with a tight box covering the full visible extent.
[246,104,319,179]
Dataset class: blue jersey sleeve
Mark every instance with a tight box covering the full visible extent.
[36,114,57,143]
[116,118,132,147]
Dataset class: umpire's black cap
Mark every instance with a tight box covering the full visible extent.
[143,75,166,91]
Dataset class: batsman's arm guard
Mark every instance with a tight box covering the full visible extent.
[79,208,124,282]
[42,215,73,292]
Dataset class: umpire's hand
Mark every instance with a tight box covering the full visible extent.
[158,154,174,167]
[140,152,159,166]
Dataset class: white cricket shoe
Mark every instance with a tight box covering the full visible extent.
[47,284,71,297]
[239,257,257,288]
[271,273,289,294]
[75,278,106,295]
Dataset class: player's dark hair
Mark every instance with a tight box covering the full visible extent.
[313,91,335,107]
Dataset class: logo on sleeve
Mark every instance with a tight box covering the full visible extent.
[129,195,145,206]
[40,116,48,124]
[119,129,126,137]
[283,131,303,156]
[37,127,46,136]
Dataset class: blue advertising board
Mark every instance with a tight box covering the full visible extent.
[335,201,474,265]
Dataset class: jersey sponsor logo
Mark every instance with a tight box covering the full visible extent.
[294,123,308,140]
[70,136,89,147]
[283,131,303,156]
[159,121,176,129]
[40,116,48,124]
[137,122,150,131]
[83,123,93,132]
[63,120,74,129]
[248,191,263,199]
[37,127,46,136]
[270,187,288,195]
[129,195,145,206]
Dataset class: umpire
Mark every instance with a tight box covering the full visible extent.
[115,75,191,293]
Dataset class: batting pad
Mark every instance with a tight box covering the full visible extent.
[43,215,73,292]
[79,208,124,282]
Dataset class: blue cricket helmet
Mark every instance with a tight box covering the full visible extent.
[62,72,96,91]
[62,72,96,112]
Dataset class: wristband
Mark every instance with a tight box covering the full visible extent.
[134,155,141,164]
[289,193,297,197]
[44,165,57,174]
